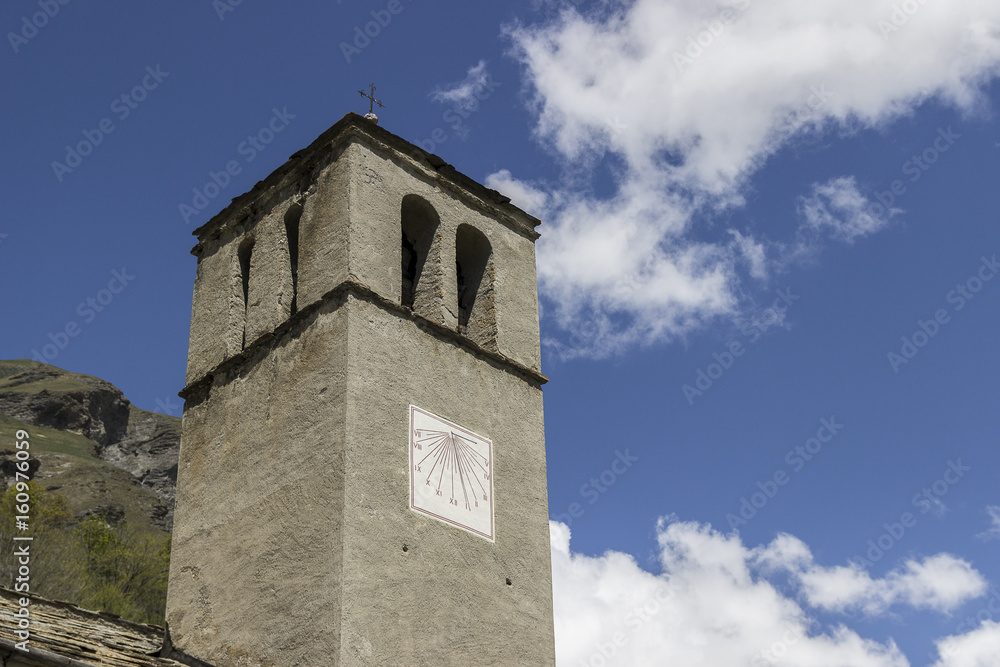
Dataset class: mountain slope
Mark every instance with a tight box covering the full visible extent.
[0,359,179,532]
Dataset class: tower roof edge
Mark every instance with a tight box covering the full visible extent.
[190,112,541,243]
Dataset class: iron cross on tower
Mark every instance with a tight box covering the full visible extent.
[358,83,386,123]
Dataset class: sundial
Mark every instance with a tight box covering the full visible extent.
[409,405,494,542]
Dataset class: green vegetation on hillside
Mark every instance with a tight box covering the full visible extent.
[0,367,175,624]
[1,414,168,531]
[0,482,170,624]
[0,359,36,380]
[0,414,99,461]
[0,359,96,393]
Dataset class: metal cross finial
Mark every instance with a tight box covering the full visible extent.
[358,83,386,115]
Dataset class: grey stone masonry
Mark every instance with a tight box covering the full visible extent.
[166,113,556,666]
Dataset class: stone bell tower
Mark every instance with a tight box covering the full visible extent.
[165,112,556,666]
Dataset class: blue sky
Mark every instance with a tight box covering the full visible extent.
[2,1,999,664]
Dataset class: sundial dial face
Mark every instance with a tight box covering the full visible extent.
[409,405,494,542]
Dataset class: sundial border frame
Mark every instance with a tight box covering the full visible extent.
[408,404,495,543]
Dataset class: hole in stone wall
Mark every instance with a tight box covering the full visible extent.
[401,232,418,307]
[455,224,496,347]
[400,195,440,312]
[284,203,303,315]
[237,237,255,350]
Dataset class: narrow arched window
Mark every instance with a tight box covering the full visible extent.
[237,237,255,349]
[400,195,440,313]
[284,203,302,315]
[455,224,496,348]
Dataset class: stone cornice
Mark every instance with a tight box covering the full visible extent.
[179,279,547,404]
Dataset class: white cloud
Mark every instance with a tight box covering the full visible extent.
[730,229,770,281]
[551,519,998,666]
[485,169,552,217]
[753,534,986,615]
[976,505,1000,541]
[797,176,900,245]
[925,495,950,518]
[532,182,737,358]
[500,0,1000,356]
[794,554,987,615]
[431,60,492,113]
[932,620,1000,667]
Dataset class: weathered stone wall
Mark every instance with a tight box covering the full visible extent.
[297,149,350,310]
[185,239,235,386]
[244,201,296,346]
[344,140,542,372]
[169,294,555,666]
[339,295,554,665]
[184,124,542,386]
[169,114,554,666]
[167,302,348,666]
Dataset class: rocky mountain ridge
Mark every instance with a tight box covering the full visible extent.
[0,359,179,530]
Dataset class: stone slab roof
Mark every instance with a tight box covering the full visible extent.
[0,587,187,667]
